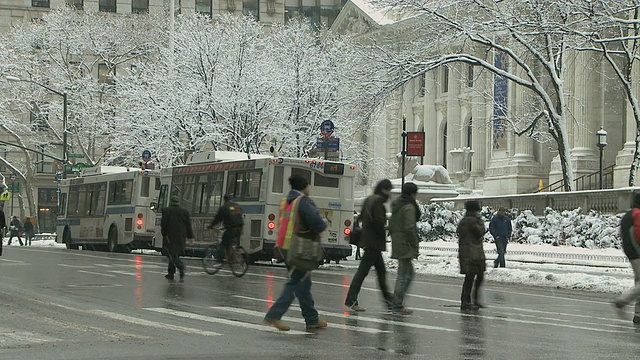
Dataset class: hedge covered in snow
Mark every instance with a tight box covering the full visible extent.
[417,202,622,249]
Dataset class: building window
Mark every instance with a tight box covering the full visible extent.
[36,145,55,174]
[132,0,148,13]
[467,64,474,88]
[418,73,426,97]
[66,0,83,9]
[442,122,448,168]
[30,101,49,132]
[195,0,212,16]
[442,66,449,93]
[466,118,473,171]
[99,0,116,12]
[38,188,58,233]
[243,0,259,20]
[98,63,116,85]
[32,0,50,8]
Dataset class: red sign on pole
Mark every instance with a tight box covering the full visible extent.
[406,132,425,156]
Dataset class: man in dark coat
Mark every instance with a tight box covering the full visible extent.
[457,200,487,311]
[613,193,640,325]
[344,179,393,312]
[161,196,194,280]
[489,207,512,268]
[8,216,23,246]
[389,182,421,315]
[208,194,243,260]
[23,218,34,246]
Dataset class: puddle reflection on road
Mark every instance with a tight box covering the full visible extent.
[459,315,485,359]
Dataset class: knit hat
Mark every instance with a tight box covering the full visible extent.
[465,200,481,212]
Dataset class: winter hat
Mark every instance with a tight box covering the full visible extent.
[289,175,309,191]
[465,200,482,212]
[374,179,393,195]
[401,182,418,196]
[169,196,180,206]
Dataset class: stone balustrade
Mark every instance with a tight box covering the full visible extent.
[431,187,639,215]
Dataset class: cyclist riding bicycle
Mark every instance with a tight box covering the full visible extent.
[208,194,244,260]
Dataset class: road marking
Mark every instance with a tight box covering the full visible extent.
[94,310,222,337]
[106,270,138,276]
[210,306,390,334]
[145,307,310,335]
[0,329,59,346]
[0,258,27,264]
[77,270,116,277]
[59,263,96,268]
[233,296,457,333]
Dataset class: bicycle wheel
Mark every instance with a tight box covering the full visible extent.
[202,245,224,275]
[229,245,248,277]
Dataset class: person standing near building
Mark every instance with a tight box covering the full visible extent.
[161,196,194,281]
[23,218,34,246]
[457,200,487,311]
[389,182,421,315]
[613,194,640,325]
[8,216,23,246]
[344,179,393,312]
[264,174,328,331]
[489,207,512,268]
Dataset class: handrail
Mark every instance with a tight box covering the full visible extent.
[536,164,615,193]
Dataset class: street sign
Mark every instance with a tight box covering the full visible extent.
[0,190,10,201]
[142,150,152,163]
[65,163,90,172]
[9,173,16,182]
[68,153,85,159]
[320,120,335,138]
[406,132,426,157]
[7,183,19,192]
[316,137,340,151]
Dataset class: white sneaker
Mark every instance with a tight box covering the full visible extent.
[348,303,366,312]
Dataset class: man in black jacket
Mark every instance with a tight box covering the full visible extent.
[344,179,393,312]
[613,193,640,324]
[208,194,243,260]
[161,196,194,280]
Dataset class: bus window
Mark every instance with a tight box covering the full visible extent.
[58,193,67,216]
[227,172,245,199]
[291,168,311,185]
[207,173,224,214]
[91,184,107,215]
[244,171,261,200]
[68,188,80,216]
[141,176,150,198]
[155,178,161,190]
[226,172,236,198]
[194,175,207,214]
[314,173,339,188]
[272,166,284,193]
[108,180,134,205]
[158,184,168,212]
[78,186,89,215]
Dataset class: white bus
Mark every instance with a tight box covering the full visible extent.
[153,151,356,263]
[56,166,160,252]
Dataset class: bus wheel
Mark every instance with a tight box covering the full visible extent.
[107,226,117,253]
[64,227,78,250]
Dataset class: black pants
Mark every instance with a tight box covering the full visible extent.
[218,228,241,259]
[345,248,392,306]
[8,233,23,246]
[461,272,484,305]
[167,250,185,276]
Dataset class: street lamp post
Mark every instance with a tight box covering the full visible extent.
[6,76,68,179]
[596,126,608,189]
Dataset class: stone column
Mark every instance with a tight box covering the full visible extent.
[424,72,439,165]
[614,64,640,187]
[446,64,461,171]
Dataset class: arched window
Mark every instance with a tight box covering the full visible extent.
[442,122,448,168]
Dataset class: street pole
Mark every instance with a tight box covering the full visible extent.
[62,92,68,179]
[598,146,603,190]
[401,116,407,189]
[324,137,328,160]
[10,184,14,218]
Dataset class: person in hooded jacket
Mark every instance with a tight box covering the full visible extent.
[389,182,421,315]
[161,196,194,280]
[613,193,640,325]
[457,200,487,311]
[263,174,328,331]
[344,179,393,312]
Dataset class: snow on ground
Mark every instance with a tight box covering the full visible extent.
[3,234,635,295]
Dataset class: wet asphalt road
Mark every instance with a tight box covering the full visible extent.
[0,246,638,359]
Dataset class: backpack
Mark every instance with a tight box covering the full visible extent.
[227,203,244,228]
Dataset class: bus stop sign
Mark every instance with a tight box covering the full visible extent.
[320,120,334,138]
[142,150,152,163]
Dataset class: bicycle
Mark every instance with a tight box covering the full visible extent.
[202,241,248,277]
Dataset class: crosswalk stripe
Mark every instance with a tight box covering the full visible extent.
[0,329,59,346]
[145,308,311,335]
[94,310,221,337]
[77,270,116,277]
[106,270,138,276]
[210,306,391,334]
[232,295,457,333]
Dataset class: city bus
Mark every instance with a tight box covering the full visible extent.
[56,166,160,252]
[152,151,356,263]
